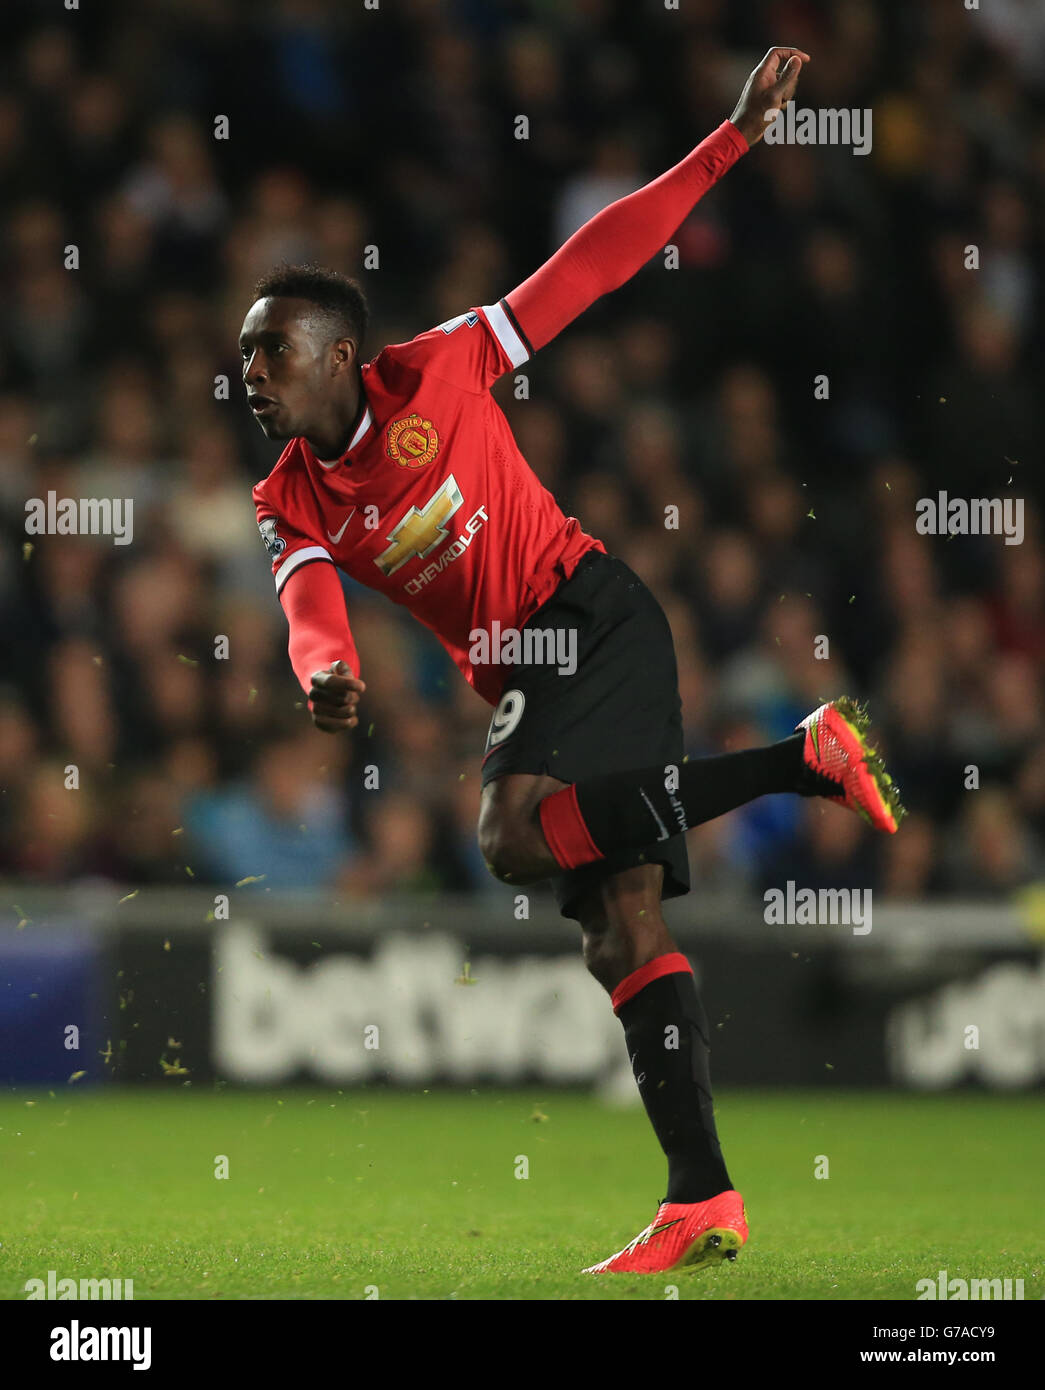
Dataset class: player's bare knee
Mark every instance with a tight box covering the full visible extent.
[578,866,673,987]
[578,900,621,989]
[480,839,540,885]
[478,776,560,884]
[477,812,541,884]
[580,924,615,985]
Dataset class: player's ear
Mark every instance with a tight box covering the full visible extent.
[332,337,357,374]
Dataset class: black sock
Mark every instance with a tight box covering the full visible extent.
[617,971,732,1203]
[574,732,805,858]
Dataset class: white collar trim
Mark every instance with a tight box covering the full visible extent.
[315,405,374,468]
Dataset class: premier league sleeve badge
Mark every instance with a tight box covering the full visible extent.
[258,516,287,560]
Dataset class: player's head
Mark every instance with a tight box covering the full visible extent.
[239,263,370,442]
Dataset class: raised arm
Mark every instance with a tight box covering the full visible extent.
[504,46,809,354]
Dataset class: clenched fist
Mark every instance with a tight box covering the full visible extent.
[309,659,366,733]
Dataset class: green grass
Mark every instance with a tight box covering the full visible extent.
[1,1088,1041,1300]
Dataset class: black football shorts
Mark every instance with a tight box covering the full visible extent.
[480,550,690,920]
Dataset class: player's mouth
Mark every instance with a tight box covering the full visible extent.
[248,394,280,418]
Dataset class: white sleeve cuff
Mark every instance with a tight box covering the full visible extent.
[274,545,333,595]
[482,301,530,369]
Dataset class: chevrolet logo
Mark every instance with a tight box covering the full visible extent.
[375,474,464,577]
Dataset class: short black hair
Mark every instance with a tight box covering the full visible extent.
[252,262,369,352]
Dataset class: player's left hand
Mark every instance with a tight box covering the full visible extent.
[729,46,811,148]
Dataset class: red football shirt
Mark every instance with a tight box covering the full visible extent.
[253,302,603,705]
[252,121,748,706]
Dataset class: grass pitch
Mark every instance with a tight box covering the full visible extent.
[1,1087,1041,1300]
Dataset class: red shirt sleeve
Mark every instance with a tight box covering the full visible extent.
[504,120,748,353]
[279,560,361,696]
[253,480,361,694]
[381,305,531,393]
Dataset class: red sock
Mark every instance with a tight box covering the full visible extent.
[610,952,693,1013]
[612,953,733,1202]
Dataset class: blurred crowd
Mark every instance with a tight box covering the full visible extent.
[2,0,1044,906]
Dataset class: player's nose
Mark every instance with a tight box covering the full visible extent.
[242,351,266,385]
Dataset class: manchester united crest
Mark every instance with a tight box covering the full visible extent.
[386,414,440,468]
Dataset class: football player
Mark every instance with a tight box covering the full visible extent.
[242,46,903,1274]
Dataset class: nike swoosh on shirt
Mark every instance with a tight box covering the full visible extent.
[326,509,355,544]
